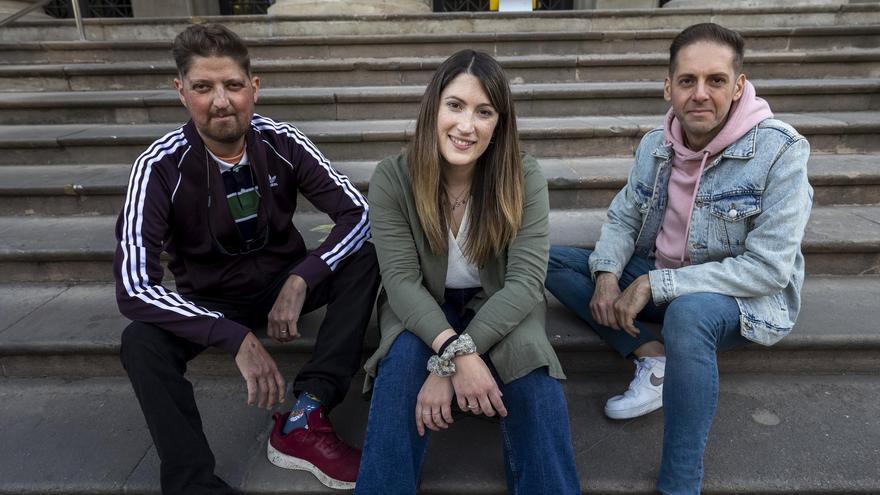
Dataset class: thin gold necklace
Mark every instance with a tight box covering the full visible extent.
[447,186,470,211]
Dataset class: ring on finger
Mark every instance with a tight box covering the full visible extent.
[467,403,479,409]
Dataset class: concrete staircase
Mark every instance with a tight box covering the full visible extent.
[1,4,879,494]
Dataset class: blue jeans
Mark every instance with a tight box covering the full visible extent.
[356,288,581,495]
[546,246,663,358]
[546,246,749,494]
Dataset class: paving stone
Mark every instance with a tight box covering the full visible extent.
[1,372,879,494]
[0,377,153,493]
[575,373,880,494]
[122,376,282,494]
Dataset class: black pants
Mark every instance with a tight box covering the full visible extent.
[119,243,379,495]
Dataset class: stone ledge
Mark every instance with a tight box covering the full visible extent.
[0,112,878,152]
[2,78,875,108]
[5,48,879,76]
[0,205,878,269]
[2,154,877,195]
[1,23,877,52]
[2,275,879,355]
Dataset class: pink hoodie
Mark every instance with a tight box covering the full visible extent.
[654,80,774,269]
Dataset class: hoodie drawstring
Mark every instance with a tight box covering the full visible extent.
[680,150,710,265]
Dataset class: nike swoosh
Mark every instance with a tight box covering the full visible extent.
[650,373,664,387]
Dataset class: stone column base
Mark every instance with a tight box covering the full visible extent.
[268,0,432,16]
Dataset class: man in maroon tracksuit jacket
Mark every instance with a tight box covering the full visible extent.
[114,24,378,494]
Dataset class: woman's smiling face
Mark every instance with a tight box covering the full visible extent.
[436,73,500,171]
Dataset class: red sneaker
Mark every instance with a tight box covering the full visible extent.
[267,409,360,490]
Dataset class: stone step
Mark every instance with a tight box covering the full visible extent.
[2,25,877,64]
[549,205,880,277]
[3,79,877,125]
[0,112,876,165]
[0,205,877,283]
[2,4,878,42]
[0,153,876,216]
[2,276,879,379]
[3,48,878,91]
[2,371,878,493]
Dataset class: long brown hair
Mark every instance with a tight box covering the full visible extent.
[408,50,524,265]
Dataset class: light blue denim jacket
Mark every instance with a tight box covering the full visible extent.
[589,118,813,346]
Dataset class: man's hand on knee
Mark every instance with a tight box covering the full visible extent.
[591,271,623,329]
[235,332,286,409]
[267,274,308,343]
[614,274,652,337]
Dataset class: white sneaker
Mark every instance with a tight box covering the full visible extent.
[604,356,665,420]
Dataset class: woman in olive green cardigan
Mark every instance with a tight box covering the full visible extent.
[355,50,580,494]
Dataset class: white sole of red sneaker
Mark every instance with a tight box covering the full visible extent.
[267,441,356,490]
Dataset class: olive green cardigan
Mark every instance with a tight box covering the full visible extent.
[362,152,565,393]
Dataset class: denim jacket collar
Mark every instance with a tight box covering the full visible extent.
[650,125,759,165]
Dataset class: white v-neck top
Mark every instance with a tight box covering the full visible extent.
[445,203,481,289]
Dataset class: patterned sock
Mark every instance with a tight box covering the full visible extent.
[282,392,322,434]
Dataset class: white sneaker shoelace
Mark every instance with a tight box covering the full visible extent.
[622,357,663,397]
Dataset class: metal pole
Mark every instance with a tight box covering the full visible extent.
[70,0,86,41]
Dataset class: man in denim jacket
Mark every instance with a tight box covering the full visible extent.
[545,23,812,494]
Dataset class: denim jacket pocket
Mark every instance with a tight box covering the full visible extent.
[710,192,761,255]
